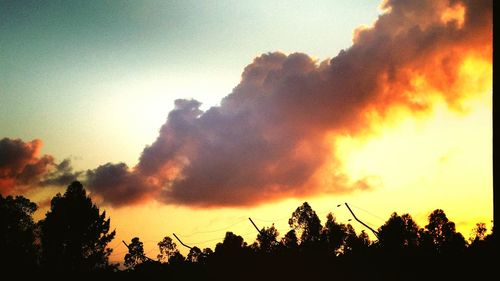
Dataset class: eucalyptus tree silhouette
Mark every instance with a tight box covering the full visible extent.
[157,236,180,263]
[124,237,147,269]
[423,209,466,254]
[39,181,116,272]
[288,202,322,244]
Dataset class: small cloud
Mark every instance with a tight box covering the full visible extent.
[39,159,83,187]
[0,138,82,195]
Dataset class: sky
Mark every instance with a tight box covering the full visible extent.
[0,0,492,263]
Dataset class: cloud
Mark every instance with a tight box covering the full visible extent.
[85,163,158,207]
[9,0,492,207]
[0,138,52,193]
[0,138,81,195]
[86,0,491,207]
[39,159,83,187]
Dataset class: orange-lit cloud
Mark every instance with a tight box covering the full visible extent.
[0,138,80,195]
[12,0,493,207]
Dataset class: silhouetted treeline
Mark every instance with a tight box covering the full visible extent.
[0,182,497,280]
[1,181,116,277]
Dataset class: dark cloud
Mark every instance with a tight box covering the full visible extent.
[0,138,81,195]
[39,159,83,187]
[85,163,157,206]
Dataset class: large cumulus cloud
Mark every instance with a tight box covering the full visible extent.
[86,0,492,207]
[7,0,492,207]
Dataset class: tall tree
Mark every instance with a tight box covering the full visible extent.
[0,195,38,270]
[39,181,115,272]
[288,202,322,244]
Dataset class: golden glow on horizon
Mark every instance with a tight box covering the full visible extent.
[334,54,492,240]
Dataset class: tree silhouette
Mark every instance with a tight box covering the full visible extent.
[215,232,247,255]
[202,247,214,258]
[0,195,38,271]
[167,251,185,266]
[187,246,203,263]
[1,194,495,278]
[157,236,179,263]
[378,212,419,251]
[468,222,494,263]
[321,212,348,254]
[124,237,147,269]
[281,229,299,249]
[424,209,466,254]
[39,181,115,272]
[288,202,322,244]
[343,224,370,253]
[469,222,487,244]
[256,224,279,253]
[345,229,370,253]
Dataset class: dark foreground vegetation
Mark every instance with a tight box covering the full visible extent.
[1,181,497,280]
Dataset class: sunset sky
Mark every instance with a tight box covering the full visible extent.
[0,0,492,262]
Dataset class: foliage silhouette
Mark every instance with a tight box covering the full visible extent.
[124,237,147,269]
[288,202,322,244]
[343,224,370,253]
[469,222,487,243]
[39,181,115,272]
[378,212,419,251]
[214,231,247,255]
[256,224,279,253]
[1,194,496,280]
[281,229,299,249]
[423,209,466,254]
[186,246,202,263]
[0,195,38,271]
[157,236,179,263]
[321,212,348,254]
